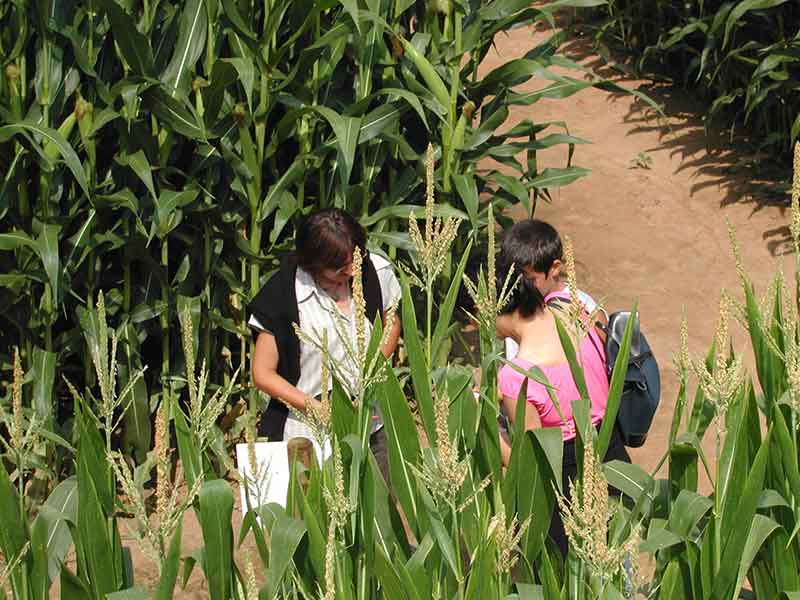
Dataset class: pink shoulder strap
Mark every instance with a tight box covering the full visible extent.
[543,290,571,304]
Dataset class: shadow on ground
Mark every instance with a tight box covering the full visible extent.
[556,33,792,255]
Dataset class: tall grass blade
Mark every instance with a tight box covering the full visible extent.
[198,479,235,600]
[375,364,423,537]
[597,302,636,457]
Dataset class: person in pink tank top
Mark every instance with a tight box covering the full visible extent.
[499,287,609,441]
[493,220,630,557]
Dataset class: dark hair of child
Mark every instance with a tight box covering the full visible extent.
[501,219,562,274]
[497,219,563,318]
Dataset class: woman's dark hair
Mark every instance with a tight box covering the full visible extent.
[496,250,545,317]
[497,219,562,317]
[501,219,562,274]
[296,208,367,273]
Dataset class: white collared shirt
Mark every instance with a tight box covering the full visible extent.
[249,252,401,438]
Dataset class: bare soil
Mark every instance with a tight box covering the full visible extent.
[122,22,794,598]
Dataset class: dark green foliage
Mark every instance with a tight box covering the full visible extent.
[586,0,800,160]
[0,0,604,469]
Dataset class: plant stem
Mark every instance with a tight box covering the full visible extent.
[123,220,131,314]
[16,455,28,600]
[426,280,433,365]
[203,222,212,375]
[161,238,170,408]
[713,422,722,575]
[443,13,461,194]
[43,284,53,352]
[249,207,262,409]
[88,0,94,59]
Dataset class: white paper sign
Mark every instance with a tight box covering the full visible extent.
[236,438,332,511]
[236,441,290,509]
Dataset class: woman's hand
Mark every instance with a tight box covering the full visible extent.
[252,331,314,411]
[304,396,325,415]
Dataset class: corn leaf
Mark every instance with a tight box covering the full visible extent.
[313,106,362,187]
[375,364,423,537]
[711,431,771,600]
[96,0,155,76]
[152,516,182,600]
[74,404,123,598]
[198,479,235,600]
[373,543,413,600]
[521,429,563,565]
[431,239,473,366]
[400,37,450,109]
[553,317,590,404]
[528,167,591,190]
[0,123,90,199]
[161,0,208,97]
[668,437,700,496]
[657,560,688,600]
[143,88,207,140]
[418,484,460,579]
[734,514,779,594]
[397,269,436,443]
[38,476,78,583]
[604,460,655,509]
[717,385,755,539]
[0,462,27,595]
[106,587,150,599]
[723,0,788,50]
[261,509,308,600]
[0,231,37,251]
[36,223,61,305]
[666,490,713,540]
[597,303,636,457]
[173,402,202,488]
[509,79,592,104]
[32,346,56,424]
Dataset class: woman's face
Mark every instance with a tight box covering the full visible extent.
[315,256,353,289]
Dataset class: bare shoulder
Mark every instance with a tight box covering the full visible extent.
[496,312,518,340]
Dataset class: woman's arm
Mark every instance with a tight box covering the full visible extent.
[499,430,513,465]
[498,393,543,466]
[252,331,317,411]
[380,311,402,358]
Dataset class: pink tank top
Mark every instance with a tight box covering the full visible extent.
[497,291,608,441]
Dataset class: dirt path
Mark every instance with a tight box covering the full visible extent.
[481,24,793,479]
[116,22,797,598]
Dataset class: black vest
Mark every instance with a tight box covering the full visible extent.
[247,254,383,439]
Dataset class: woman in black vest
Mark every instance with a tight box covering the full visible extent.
[247,208,401,477]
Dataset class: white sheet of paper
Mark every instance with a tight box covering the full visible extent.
[235,438,333,511]
[236,441,290,509]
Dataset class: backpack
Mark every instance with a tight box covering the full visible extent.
[545,296,661,448]
[603,311,660,448]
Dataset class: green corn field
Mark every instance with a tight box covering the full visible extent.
[0,0,611,463]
